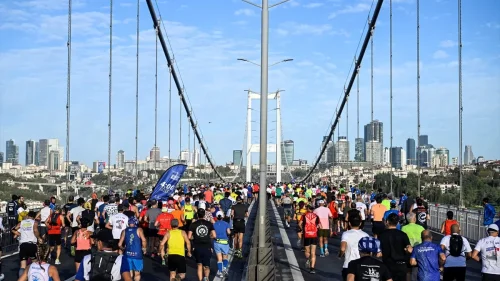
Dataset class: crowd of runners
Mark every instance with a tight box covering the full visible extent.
[272,183,500,281]
[3,184,252,281]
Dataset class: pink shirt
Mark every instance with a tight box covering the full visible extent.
[313,206,332,229]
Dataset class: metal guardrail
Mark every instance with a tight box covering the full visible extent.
[247,202,275,281]
[428,204,485,243]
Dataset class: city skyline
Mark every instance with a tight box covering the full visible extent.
[0,0,498,166]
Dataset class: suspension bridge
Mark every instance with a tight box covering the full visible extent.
[1,0,496,280]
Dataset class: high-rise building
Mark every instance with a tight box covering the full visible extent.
[334,136,349,163]
[180,150,190,165]
[452,157,458,166]
[26,140,36,166]
[48,150,61,171]
[477,156,485,163]
[406,138,416,165]
[192,149,200,167]
[6,139,19,165]
[355,138,364,162]
[233,150,243,167]
[418,146,436,167]
[117,150,125,168]
[326,142,335,165]
[320,136,330,163]
[391,147,404,169]
[281,140,294,166]
[0,152,4,165]
[435,147,450,166]
[365,140,383,165]
[364,120,383,160]
[464,145,474,165]
[419,135,429,146]
[35,141,40,165]
[38,139,59,167]
[383,147,390,165]
[150,146,161,162]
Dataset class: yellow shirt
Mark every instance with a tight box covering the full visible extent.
[167,229,185,256]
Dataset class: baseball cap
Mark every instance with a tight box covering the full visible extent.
[358,237,380,253]
[198,202,206,210]
[161,207,169,212]
[488,224,499,232]
[317,200,325,205]
[216,211,224,219]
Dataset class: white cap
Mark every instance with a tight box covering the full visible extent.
[198,202,206,210]
[216,211,224,218]
[317,200,325,205]
[488,224,499,232]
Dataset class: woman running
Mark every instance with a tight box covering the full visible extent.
[17,243,61,281]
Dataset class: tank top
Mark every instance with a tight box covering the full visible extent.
[47,215,62,235]
[40,207,51,224]
[184,204,194,220]
[19,219,37,244]
[167,229,185,256]
[444,219,458,236]
[414,206,428,229]
[295,208,307,222]
[124,227,143,259]
[28,263,50,281]
[76,229,91,250]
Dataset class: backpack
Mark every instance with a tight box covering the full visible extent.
[89,251,119,280]
[449,234,463,257]
[7,201,17,217]
[328,201,338,219]
[304,213,318,239]
[50,213,59,226]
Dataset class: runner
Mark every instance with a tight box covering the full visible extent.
[294,201,307,248]
[71,218,93,272]
[301,205,319,274]
[46,207,64,265]
[440,224,472,281]
[106,205,129,245]
[282,193,293,228]
[155,206,174,265]
[231,196,248,258]
[339,211,369,281]
[409,230,446,281]
[370,195,387,239]
[313,200,332,257]
[213,211,231,277]
[159,219,191,281]
[17,243,61,281]
[440,211,459,236]
[35,199,52,242]
[471,224,500,281]
[412,198,429,229]
[119,216,147,281]
[402,213,425,247]
[346,237,391,281]
[188,209,216,281]
[328,195,340,236]
[13,211,43,278]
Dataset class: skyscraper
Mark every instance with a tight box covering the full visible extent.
[192,149,200,167]
[334,136,349,163]
[355,138,364,162]
[180,150,190,165]
[406,138,416,165]
[326,142,335,165]
[38,139,59,167]
[48,150,61,171]
[233,150,243,167]
[35,141,40,165]
[150,146,161,162]
[0,152,4,165]
[320,136,330,163]
[464,145,474,165]
[26,140,36,166]
[281,140,294,166]
[391,147,404,169]
[364,120,383,160]
[6,139,19,165]
[419,135,429,146]
[365,140,383,165]
[117,150,125,168]
[435,147,450,165]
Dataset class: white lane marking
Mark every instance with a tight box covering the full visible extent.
[0,251,18,259]
[64,276,75,281]
[213,201,255,281]
[271,201,305,281]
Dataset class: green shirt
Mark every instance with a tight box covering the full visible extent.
[381,199,391,210]
[402,223,425,246]
[276,187,282,196]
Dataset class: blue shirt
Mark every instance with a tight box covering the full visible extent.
[49,202,56,211]
[124,227,142,260]
[484,204,496,225]
[213,220,230,240]
[98,203,107,224]
[383,210,401,230]
[410,241,443,281]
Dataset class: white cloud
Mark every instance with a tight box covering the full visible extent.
[486,22,500,29]
[440,40,457,48]
[433,50,449,59]
[234,9,255,16]
[329,3,371,19]
[304,3,324,8]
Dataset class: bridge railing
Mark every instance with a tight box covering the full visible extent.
[428,204,484,243]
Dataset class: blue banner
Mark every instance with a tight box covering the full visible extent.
[150,164,187,201]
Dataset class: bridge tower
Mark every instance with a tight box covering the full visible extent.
[245,90,282,183]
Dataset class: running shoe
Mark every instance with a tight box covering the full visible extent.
[70,246,75,257]
[296,240,301,247]
[55,259,61,265]
[310,268,316,274]
[305,259,310,269]
[325,249,329,256]
[217,271,224,278]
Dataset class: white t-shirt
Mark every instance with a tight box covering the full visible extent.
[474,236,500,274]
[95,201,104,211]
[440,234,472,267]
[109,213,129,239]
[355,202,367,221]
[70,206,85,227]
[341,229,369,268]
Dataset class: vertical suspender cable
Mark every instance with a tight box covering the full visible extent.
[65,0,72,188]
[458,0,463,207]
[389,0,393,194]
[416,0,421,197]
[135,0,140,183]
[188,121,191,166]
[154,21,158,176]
[357,57,360,161]
[168,65,172,167]
[107,0,113,192]
[370,19,375,177]
[179,88,182,160]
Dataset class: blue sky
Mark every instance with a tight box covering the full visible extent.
[0,0,499,167]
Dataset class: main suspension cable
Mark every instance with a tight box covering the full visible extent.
[65,0,72,188]
[107,0,113,191]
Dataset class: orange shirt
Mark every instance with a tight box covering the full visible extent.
[171,209,184,227]
[372,204,387,222]
[204,190,214,204]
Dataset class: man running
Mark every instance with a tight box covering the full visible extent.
[188,209,216,281]
[160,219,191,281]
[300,205,319,274]
[119,216,146,281]
[12,211,43,278]
[313,200,332,257]
[231,196,248,258]
[282,193,293,228]
[346,237,392,281]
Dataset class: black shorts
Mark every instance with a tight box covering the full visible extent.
[39,225,48,238]
[318,229,330,238]
[194,247,212,267]
[372,221,385,235]
[253,191,258,194]
[148,229,158,238]
[168,254,187,273]
[74,249,91,263]
[71,227,79,235]
[19,243,37,261]
[275,196,282,199]
[48,234,62,246]
[303,238,317,247]
[338,214,345,221]
[233,219,245,234]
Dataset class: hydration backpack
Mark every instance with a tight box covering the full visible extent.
[449,234,463,257]
[7,201,16,217]
[50,213,59,226]
[89,251,119,280]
